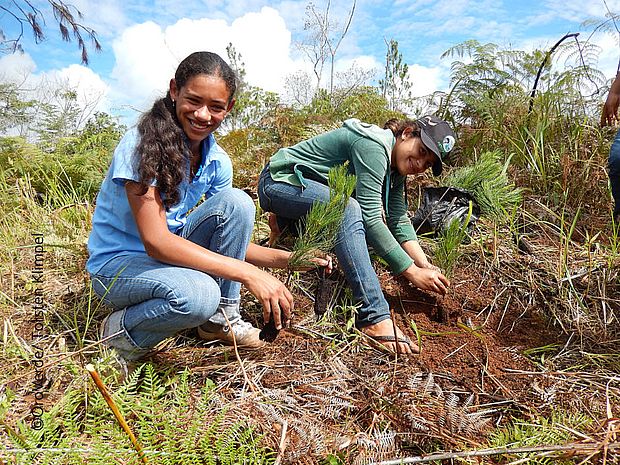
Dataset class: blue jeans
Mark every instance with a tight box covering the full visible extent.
[90,188,255,356]
[257,165,390,327]
[609,128,620,216]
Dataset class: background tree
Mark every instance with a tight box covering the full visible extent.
[440,38,604,128]
[0,72,102,148]
[226,42,247,92]
[0,0,101,64]
[324,0,356,95]
[35,88,81,150]
[331,62,375,105]
[298,2,329,95]
[0,81,35,135]
[378,39,413,112]
[297,0,356,96]
[284,70,315,108]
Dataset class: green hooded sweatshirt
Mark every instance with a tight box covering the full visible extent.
[269,118,416,274]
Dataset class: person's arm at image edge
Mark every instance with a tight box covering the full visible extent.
[602,72,620,127]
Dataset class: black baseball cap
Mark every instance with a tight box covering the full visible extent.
[416,115,456,176]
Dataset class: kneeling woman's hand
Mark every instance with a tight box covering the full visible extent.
[242,267,294,330]
[401,264,450,295]
[287,250,334,274]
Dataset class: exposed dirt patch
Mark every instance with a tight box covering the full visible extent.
[3,235,614,463]
[144,253,575,462]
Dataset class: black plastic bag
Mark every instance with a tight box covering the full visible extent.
[410,187,480,236]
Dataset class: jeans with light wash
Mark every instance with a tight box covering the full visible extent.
[257,164,390,328]
[609,128,620,217]
[90,188,255,358]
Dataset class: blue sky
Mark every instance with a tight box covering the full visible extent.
[2,0,620,125]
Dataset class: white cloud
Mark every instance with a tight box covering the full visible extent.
[408,64,443,96]
[595,33,620,79]
[0,53,37,83]
[274,0,308,32]
[533,0,620,24]
[54,64,110,113]
[109,7,296,117]
[334,55,380,73]
[110,21,177,109]
[228,8,293,90]
[70,0,129,38]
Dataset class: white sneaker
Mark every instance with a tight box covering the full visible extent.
[197,319,266,348]
[99,312,149,361]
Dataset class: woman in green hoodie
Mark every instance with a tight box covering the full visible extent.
[257,116,455,354]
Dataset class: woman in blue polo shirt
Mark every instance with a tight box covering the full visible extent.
[87,51,327,360]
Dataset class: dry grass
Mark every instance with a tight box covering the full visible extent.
[2,197,620,463]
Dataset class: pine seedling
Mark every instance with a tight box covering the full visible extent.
[433,201,473,278]
[444,151,522,223]
[261,165,355,341]
[266,164,356,335]
[288,164,356,269]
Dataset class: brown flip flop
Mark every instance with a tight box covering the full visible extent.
[364,333,419,354]
[370,334,412,345]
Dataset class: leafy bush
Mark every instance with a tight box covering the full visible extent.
[0,112,124,205]
[305,86,403,126]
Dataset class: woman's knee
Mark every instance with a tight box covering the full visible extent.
[230,187,255,213]
[166,273,221,326]
[343,198,363,228]
[221,188,256,228]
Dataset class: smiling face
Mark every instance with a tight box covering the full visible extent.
[169,73,234,153]
[391,128,439,176]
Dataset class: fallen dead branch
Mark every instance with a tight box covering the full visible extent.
[369,440,620,465]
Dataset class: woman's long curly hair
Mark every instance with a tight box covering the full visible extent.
[383,118,421,138]
[135,51,237,209]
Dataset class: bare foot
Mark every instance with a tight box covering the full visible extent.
[361,318,419,354]
[268,212,281,247]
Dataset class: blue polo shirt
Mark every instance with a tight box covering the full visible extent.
[86,127,233,274]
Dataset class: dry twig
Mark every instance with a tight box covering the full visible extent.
[369,441,620,465]
[85,364,148,464]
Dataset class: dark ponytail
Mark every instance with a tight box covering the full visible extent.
[135,51,237,209]
[383,118,421,139]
